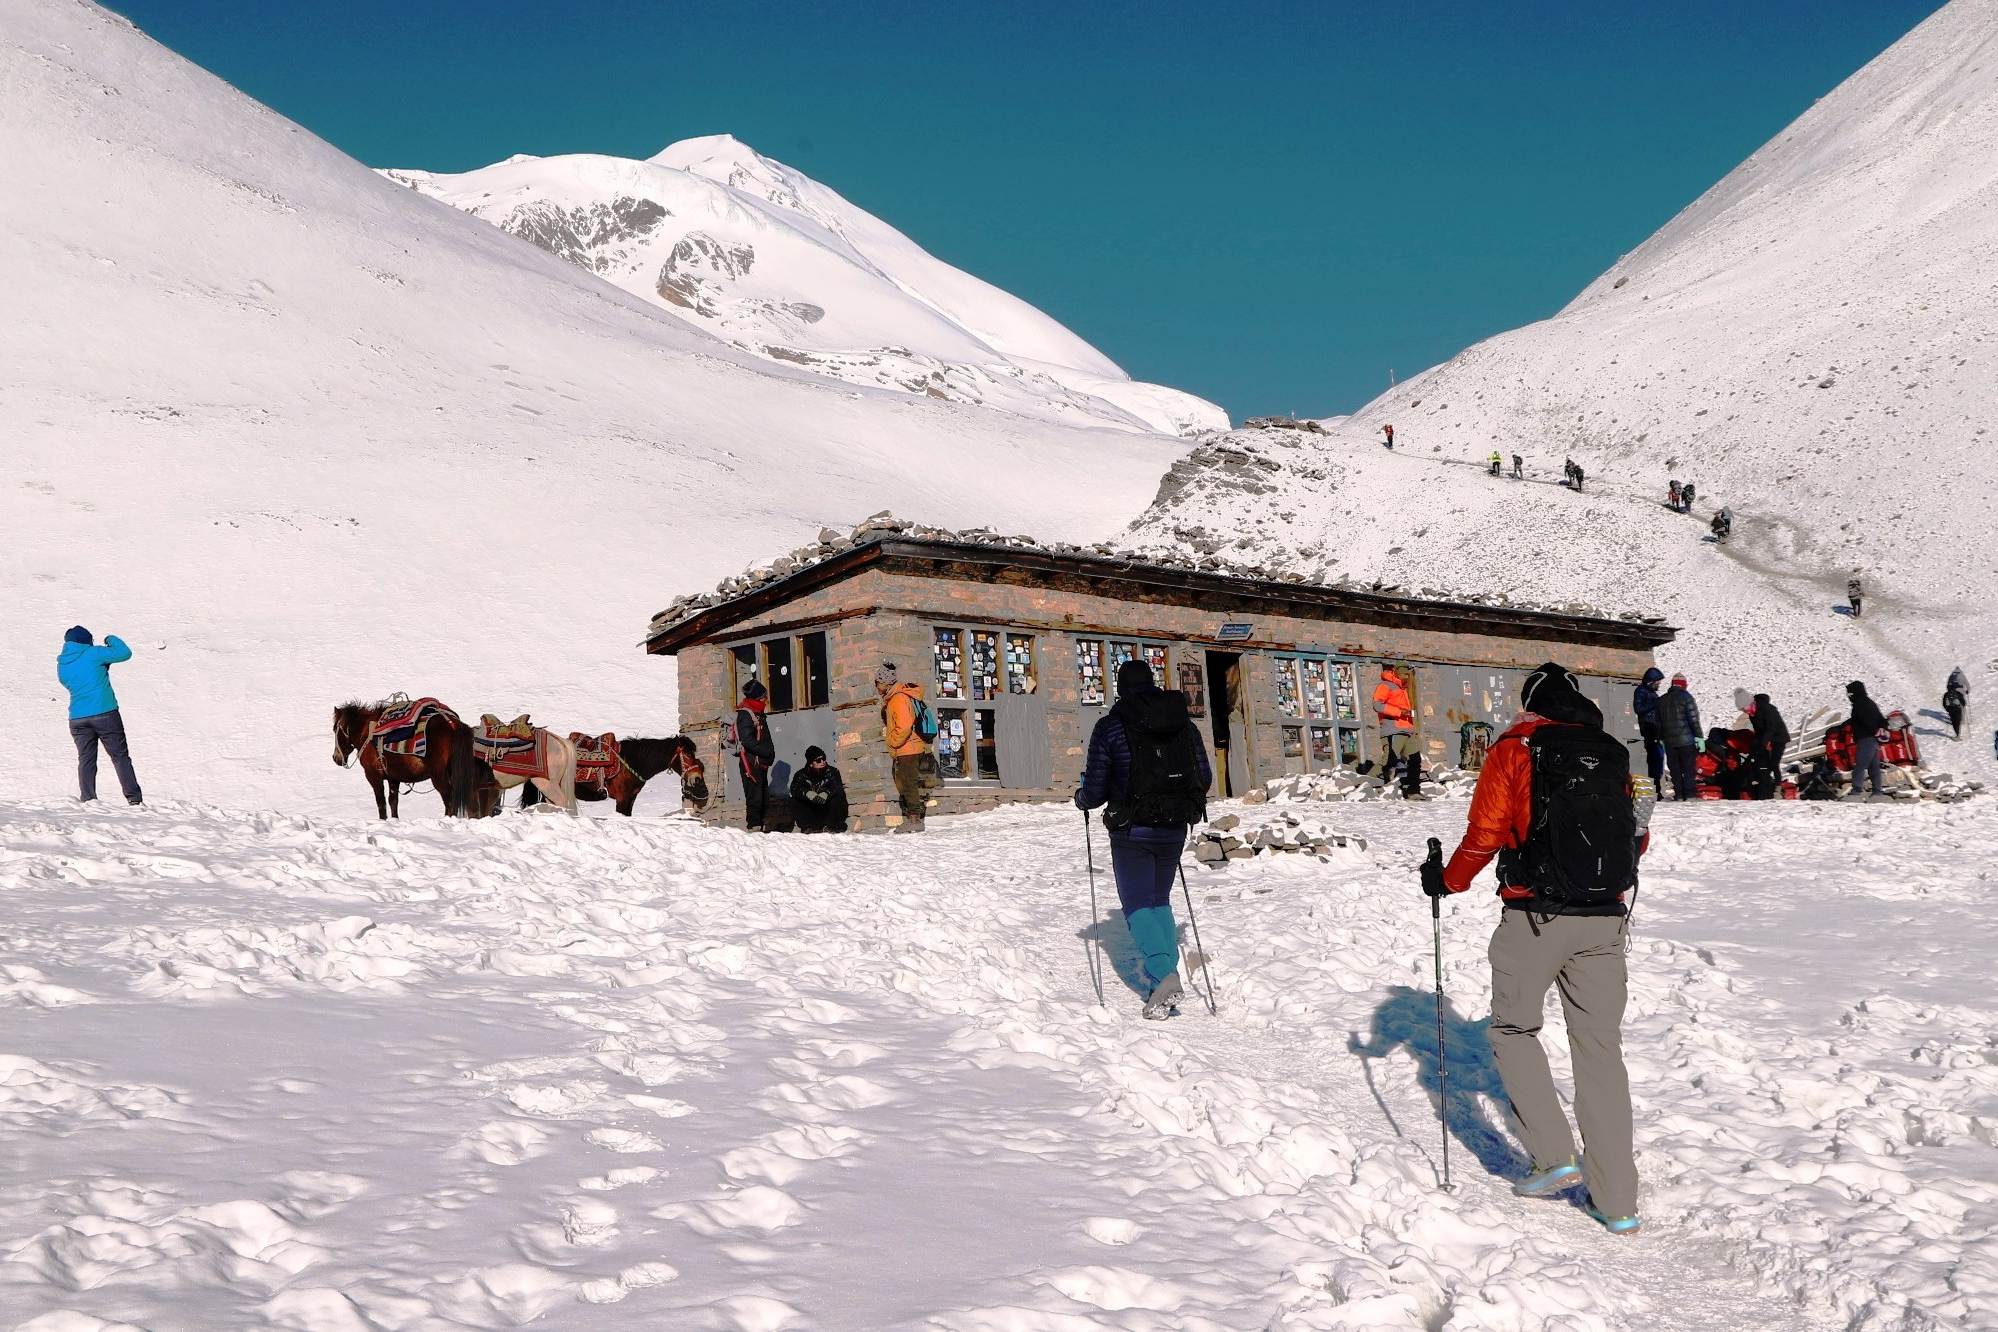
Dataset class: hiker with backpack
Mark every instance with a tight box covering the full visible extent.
[1075,658,1211,1019]
[1666,481,1681,512]
[1488,451,1504,476]
[1382,424,1395,450]
[1656,672,1702,800]
[1944,667,1969,739]
[1420,661,1649,1234]
[1847,573,1864,619]
[732,679,776,831]
[1511,454,1523,479]
[58,625,144,806]
[788,745,848,833]
[876,663,937,833]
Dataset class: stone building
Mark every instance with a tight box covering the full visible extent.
[645,536,1674,830]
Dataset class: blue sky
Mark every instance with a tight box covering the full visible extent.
[112,0,1945,420]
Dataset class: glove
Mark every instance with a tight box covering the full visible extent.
[1420,859,1448,898]
[1072,789,1089,811]
[1694,738,1706,754]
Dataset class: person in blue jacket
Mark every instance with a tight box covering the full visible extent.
[1632,666,1666,790]
[57,626,144,805]
[1074,658,1212,1019]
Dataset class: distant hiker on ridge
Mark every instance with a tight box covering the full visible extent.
[1382,423,1395,450]
[1667,481,1682,512]
[1422,662,1649,1234]
[1074,658,1211,1020]
[58,626,144,806]
[1681,480,1696,513]
[1847,572,1864,619]
[1488,451,1504,476]
[1511,454,1523,479]
[1944,667,1969,739]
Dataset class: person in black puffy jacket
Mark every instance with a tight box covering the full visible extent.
[1655,674,1702,800]
[1845,681,1888,799]
[1747,693,1790,799]
[788,745,848,833]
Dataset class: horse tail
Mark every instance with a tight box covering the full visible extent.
[447,722,478,817]
[520,780,541,810]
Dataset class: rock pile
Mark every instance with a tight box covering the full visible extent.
[1192,813,1369,866]
[1252,766,1480,803]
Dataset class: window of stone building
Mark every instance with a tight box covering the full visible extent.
[1272,651,1364,772]
[1076,638,1105,705]
[933,627,965,699]
[969,630,1000,701]
[726,631,833,713]
[801,631,830,709]
[1006,634,1037,694]
[762,637,795,712]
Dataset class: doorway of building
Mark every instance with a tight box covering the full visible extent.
[1205,650,1251,797]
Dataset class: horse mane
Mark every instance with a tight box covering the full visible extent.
[333,700,376,730]
[617,735,699,780]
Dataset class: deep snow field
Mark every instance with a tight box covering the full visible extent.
[4,793,1993,1331]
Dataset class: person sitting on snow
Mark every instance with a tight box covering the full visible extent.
[788,745,848,833]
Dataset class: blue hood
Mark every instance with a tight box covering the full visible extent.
[1641,667,1665,686]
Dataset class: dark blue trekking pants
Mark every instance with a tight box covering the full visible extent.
[70,708,142,804]
[1108,826,1185,988]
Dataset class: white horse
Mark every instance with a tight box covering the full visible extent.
[475,716,579,815]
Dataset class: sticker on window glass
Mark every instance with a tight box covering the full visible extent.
[1275,659,1302,716]
[1303,659,1331,720]
[1006,634,1036,694]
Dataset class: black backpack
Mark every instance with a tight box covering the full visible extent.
[1109,710,1207,831]
[1515,725,1639,913]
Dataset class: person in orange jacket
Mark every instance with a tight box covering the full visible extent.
[1372,664,1421,796]
[876,663,935,833]
[1428,661,1649,1234]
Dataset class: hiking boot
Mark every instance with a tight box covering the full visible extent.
[1512,1158,1583,1198]
[1142,972,1183,1020]
[894,816,926,834]
[1583,1196,1642,1235]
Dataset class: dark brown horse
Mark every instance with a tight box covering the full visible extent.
[521,735,710,816]
[332,701,496,819]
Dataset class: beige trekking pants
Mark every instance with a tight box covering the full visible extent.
[1487,910,1638,1217]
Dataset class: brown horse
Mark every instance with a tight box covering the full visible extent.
[522,735,710,816]
[332,701,495,819]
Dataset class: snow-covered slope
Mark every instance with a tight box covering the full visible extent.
[383,136,1229,437]
[0,0,1189,811]
[1133,0,1998,761]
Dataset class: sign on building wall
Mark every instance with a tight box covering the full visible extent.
[1177,660,1206,716]
[1218,623,1254,641]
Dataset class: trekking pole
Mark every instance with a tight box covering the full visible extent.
[1175,861,1220,1015]
[1425,836,1452,1191]
[1082,811,1106,1007]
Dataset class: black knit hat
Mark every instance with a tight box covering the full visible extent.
[1116,658,1156,696]
[805,745,827,763]
[743,679,767,700]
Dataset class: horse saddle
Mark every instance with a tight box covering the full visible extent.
[375,697,455,757]
[479,714,537,742]
[570,732,621,780]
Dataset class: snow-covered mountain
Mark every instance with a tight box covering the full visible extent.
[1133,0,1998,757]
[0,0,1190,810]
[383,137,1228,437]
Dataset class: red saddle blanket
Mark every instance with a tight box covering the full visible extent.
[474,715,548,777]
[569,732,622,783]
[373,697,458,758]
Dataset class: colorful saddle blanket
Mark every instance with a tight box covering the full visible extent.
[569,732,622,784]
[475,714,547,777]
[373,696,458,758]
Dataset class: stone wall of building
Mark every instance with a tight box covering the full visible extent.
[667,565,1659,830]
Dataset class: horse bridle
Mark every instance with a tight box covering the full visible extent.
[333,713,375,769]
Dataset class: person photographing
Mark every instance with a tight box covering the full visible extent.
[1421,661,1651,1234]
[58,625,145,806]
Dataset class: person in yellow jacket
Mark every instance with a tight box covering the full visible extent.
[1373,664,1423,797]
[876,663,936,833]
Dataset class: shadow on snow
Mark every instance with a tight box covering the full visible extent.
[1351,985,1528,1186]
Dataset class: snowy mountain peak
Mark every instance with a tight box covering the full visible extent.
[389,137,1227,436]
